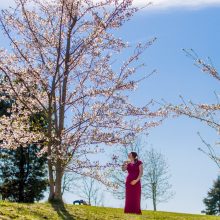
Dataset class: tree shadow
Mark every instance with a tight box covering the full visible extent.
[51,201,75,220]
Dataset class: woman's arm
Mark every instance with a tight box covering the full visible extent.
[136,164,143,181]
[130,164,143,185]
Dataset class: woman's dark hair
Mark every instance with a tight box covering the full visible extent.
[131,152,138,163]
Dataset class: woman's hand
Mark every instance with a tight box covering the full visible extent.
[122,162,127,171]
[122,161,128,171]
[130,179,138,185]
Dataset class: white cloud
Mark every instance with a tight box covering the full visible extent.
[134,0,220,9]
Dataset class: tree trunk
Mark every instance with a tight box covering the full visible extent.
[18,146,25,202]
[48,159,64,202]
[47,136,56,202]
[153,196,157,211]
[152,183,157,211]
[54,159,63,201]
[48,159,55,202]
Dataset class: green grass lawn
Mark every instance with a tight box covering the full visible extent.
[0,201,220,220]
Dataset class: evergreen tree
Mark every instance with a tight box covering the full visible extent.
[0,77,48,202]
[0,144,48,202]
[203,177,220,215]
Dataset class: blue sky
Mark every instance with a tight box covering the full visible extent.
[1,0,220,215]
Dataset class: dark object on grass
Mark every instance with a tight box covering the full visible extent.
[73,200,88,205]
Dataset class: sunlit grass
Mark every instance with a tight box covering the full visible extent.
[0,201,220,220]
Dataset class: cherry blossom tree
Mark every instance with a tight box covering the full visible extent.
[0,0,167,202]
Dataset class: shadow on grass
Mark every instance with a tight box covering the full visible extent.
[51,201,75,220]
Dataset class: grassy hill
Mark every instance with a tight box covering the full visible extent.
[0,201,220,220]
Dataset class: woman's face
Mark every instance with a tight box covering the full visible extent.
[128,153,134,161]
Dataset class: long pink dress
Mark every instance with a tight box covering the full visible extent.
[124,160,142,215]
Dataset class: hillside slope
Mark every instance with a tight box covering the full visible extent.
[0,201,220,220]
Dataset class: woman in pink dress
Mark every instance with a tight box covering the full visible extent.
[122,152,143,215]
